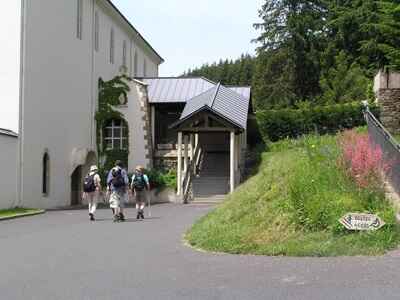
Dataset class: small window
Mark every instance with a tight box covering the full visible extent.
[134,51,138,76]
[143,59,147,77]
[110,28,114,64]
[104,120,128,150]
[94,11,99,51]
[122,40,127,67]
[76,0,83,40]
[42,152,50,195]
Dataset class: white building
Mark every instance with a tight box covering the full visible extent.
[0,129,18,209]
[4,0,251,209]
[16,0,163,209]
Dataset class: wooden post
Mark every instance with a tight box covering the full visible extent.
[184,135,189,174]
[194,133,199,175]
[195,133,199,148]
[190,134,194,160]
[236,133,241,185]
[230,131,235,193]
[177,132,182,196]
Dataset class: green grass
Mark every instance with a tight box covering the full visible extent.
[394,134,400,144]
[186,133,400,256]
[0,208,43,219]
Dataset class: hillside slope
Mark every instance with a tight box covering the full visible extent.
[186,134,400,256]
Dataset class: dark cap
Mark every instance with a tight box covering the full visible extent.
[115,160,123,167]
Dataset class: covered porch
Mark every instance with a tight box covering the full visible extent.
[170,83,249,203]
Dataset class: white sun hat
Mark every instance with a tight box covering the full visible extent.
[90,165,98,172]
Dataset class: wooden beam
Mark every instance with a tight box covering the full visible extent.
[177,132,182,196]
[184,135,189,173]
[230,131,235,193]
[180,127,233,133]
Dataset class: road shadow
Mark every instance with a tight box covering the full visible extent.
[124,217,161,222]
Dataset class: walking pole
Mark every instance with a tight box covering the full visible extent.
[147,190,151,218]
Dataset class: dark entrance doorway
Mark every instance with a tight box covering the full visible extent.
[71,166,82,206]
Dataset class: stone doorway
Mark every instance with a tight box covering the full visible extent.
[71,166,82,206]
[70,151,97,206]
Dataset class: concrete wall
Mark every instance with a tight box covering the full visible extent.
[0,135,17,209]
[19,0,160,209]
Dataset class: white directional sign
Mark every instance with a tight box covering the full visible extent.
[339,213,385,231]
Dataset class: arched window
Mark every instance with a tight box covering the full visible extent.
[42,152,50,195]
[104,119,128,150]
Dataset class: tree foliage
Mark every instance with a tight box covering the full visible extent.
[184,0,400,111]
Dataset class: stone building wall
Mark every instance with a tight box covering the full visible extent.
[374,70,400,134]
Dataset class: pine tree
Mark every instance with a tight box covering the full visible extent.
[320,51,368,104]
[252,50,296,110]
[254,0,327,104]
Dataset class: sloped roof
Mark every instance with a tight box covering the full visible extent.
[142,77,215,103]
[175,83,250,130]
[141,77,251,104]
[0,128,18,138]
[226,86,251,101]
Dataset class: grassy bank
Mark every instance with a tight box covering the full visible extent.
[0,208,43,219]
[186,133,400,256]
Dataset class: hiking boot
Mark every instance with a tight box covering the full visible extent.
[140,211,144,219]
[119,213,125,222]
[113,215,119,222]
[89,213,95,221]
[136,212,140,220]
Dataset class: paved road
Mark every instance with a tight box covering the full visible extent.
[1,203,400,300]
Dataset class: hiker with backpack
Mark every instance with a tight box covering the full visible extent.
[130,166,150,220]
[83,165,102,221]
[106,160,129,222]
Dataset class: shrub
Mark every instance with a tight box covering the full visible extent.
[144,169,177,191]
[256,102,379,142]
[338,130,390,190]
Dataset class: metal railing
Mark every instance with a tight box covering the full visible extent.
[364,105,400,196]
[182,145,203,203]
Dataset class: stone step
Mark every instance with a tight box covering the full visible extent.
[193,178,229,183]
[193,189,229,195]
[192,152,230,200]
[192,195,227,204]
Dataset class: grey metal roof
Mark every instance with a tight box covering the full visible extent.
[176,83,250,130]
[141,77,251,104]
[142,77,215,103]
[227,86,251,101]
[0,128,18,138]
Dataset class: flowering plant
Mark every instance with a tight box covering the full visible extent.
[338,130,390,190]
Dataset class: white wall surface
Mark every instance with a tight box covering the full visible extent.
[0,135,17,209]
[20,0,160,209]
[0,2,20,132]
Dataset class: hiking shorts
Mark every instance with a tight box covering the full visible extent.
[109,192,121,209]
[119,192,128,208]
[135,190,147,204]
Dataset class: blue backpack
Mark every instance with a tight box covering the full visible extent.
[111,168,125,189]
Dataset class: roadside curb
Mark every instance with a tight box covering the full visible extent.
[0,210,46,222]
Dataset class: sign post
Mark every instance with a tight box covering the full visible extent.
[339,213,385,231]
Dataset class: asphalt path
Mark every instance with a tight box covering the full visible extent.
[1,203,400,300]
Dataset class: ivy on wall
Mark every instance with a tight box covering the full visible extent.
[95,75,132,173]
